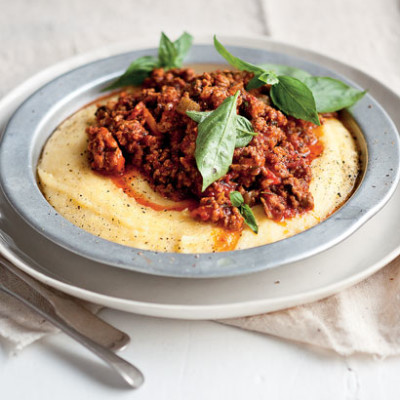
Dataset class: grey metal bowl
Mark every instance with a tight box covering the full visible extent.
[0,43,399,278]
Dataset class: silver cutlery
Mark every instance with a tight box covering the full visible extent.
[0,229,144,389]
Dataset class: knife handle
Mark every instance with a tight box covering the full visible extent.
[0,262,144,389]
[0,233,130,351]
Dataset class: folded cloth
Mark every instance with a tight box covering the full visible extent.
[0,291,57,351]
[221,257,400,357]
[0,278,101,353]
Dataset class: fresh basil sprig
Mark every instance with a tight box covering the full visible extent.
[186,110,257,149]
[213,36,278,88]
[104,56,159,90]
[187,91,252,191]
[230,191,258,234]
[258,64,366,113]
[258,64,312,81]
[213,36,320,125]
[158,32,193,69]
[190,91,239,191]
[302,76,366,113]
[234,114,258,147]
[270,76,320,125]
[104,32,193,91]
[246,71,279,90]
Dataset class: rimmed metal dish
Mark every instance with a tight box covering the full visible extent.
[0,41,399,278]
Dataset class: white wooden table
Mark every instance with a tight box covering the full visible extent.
[2,310,400,399]
[1,0,400,398]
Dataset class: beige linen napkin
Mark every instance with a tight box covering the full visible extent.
[0,262,105,352]
[0,291,57,351]
[222,258,400,357]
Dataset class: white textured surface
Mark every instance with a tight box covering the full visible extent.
[266,0,400,93]
[1,0,400,398]
[3,310,400,400]
[0,0,268,99]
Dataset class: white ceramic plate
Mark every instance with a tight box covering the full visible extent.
[1,36,400,319]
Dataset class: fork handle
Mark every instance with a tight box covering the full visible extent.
[1,284,144,388]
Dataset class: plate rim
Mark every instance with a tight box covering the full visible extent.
[0,35,399,278]
[1,235,399,319]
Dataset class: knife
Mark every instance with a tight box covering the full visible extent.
[0,255,144,388]
[0,253,129,351]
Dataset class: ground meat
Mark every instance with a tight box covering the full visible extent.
[87,68,322,231]
[87,127,125,174]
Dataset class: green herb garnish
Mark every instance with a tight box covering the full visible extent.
[186,110,257,149]
[186,92,257,191]
[234,114,258,147]
[302,76,366,113]
[214,36,367,123]
[104,56,159,91]
[184,110,211,124]
[246,71,279,90]
[187,91,241,191]
[230,191,258,234]
[104,32,193,91]
[258,65,366,113]
[213,36,279,88]
[158,32,193,69]
[213,36,320,125]
[258,63,312,81]
[270,75,320,125]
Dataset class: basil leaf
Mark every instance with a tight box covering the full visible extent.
[104,56,159,91]
[214,36,263,74]
[194,92,240,191]
[186,110,211,123]
[258,71,279,85]
[258,64,312,81]
[173,32,194,65]
[246,76,265,90]
[213,38,363,120]
[258,66,365,112]
[235,115,257,148]
[214,36,280,92]
[158,32,179,69]
[246,71,279,90]
[230,191,244,207]
[241,204,259,234]
[104,32,193,90]
[270,76,320,125]
[214,36,319,122]
[303,76,366,113]
[186,110,256,149]
[229,191,258,233]
[159,31,194,69]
